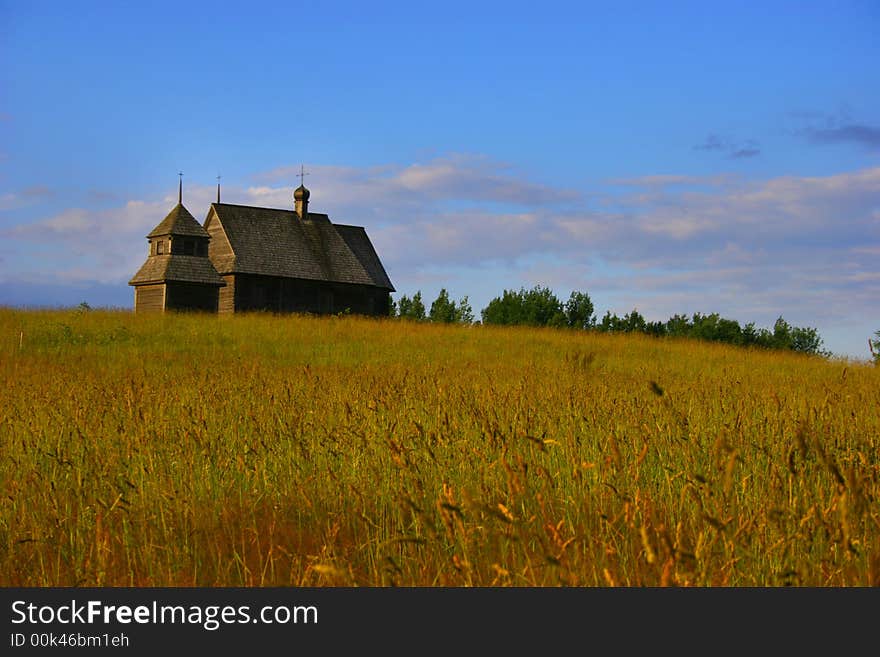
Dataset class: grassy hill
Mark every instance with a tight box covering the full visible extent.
[1,308,878,586]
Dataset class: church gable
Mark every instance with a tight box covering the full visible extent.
[207,204,326,280]
[204,206,237,274]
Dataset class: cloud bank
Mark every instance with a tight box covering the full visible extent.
[2,155,878,357]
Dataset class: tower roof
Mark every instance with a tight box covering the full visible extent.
[294,184,310,201]
[147,203,211,239]
[128,254,225,286]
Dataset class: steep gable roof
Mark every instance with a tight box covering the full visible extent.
[335,224,395,291]
[147,203,211,238]
[207,203,394,291]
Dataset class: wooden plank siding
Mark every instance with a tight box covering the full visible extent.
[134,284,165,312]
[218,275,236,314]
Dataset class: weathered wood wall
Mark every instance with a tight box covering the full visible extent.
[134,284,165,312]
[205,211,234,260]
[218,275,236,314]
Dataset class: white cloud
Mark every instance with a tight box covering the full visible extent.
[255,154,581,209]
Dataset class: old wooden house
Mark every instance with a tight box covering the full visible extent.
[129,179,394,315]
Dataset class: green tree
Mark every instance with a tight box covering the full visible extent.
[870,330,880,364]
[715,318,743,344]
[741,321,759,346]
[742,322,774,349]
[455,295,474,324]
[665,314,691,337]
[429,288,457,323]
[597,311,623,332]
[564,291,596,329]
[645,320,666,337]
[409,292,426,321]
[597,309,647,333]
[622,309,647,333]
[688,313,742,344]
[428,289,473,324]
[523,286,566,327]
[481,286,565,327]
[481,289,524,326]
[790,325,824,355]
[772,316,792,350]
[397,292,426,321]
[690,312,718,341]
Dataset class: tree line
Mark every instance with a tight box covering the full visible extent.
[390,285,832,357]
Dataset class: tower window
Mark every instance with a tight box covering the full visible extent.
[156,240,164,255]
[184,240,195,255]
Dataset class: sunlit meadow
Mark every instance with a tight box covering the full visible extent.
[1,308,878,586]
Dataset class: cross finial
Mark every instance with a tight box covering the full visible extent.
[297,164,309,187]
[178,171,183,204]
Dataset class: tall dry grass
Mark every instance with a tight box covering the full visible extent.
[1,308,878,586]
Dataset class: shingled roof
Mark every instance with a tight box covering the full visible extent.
[128,255,226,286]
[206,203,394,291]
[147,203,211,238]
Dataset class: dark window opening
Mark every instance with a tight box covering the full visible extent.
[184,240,195,255]
[156,240,164,255]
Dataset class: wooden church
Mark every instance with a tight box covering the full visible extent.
[129,176,394,316]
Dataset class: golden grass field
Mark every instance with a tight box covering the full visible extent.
[1,308,878,586]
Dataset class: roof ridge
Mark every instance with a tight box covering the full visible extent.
[213,202,296,212]
[212,202,330,218]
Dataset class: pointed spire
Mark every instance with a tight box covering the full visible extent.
[178,171,183,204]
[216,175,221,203]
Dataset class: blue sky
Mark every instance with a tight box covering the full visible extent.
[1,1,878,359]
